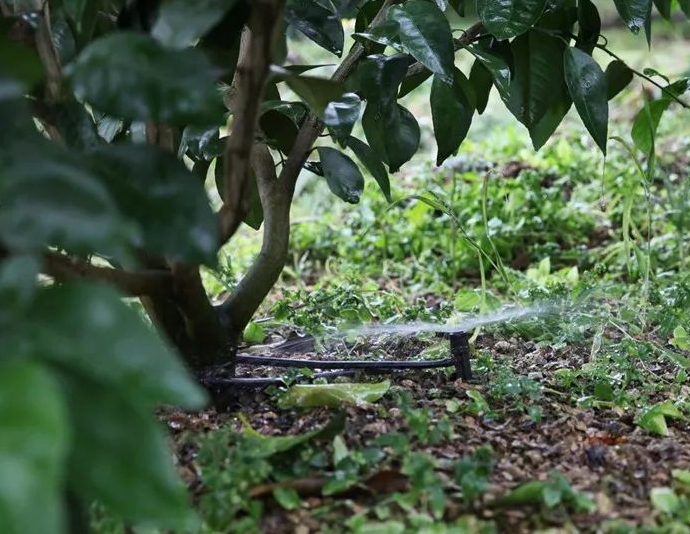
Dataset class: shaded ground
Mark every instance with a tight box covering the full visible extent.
[164,330,690,533]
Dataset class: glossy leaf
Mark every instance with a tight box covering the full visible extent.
[431,70,475,165]
[398,69,432,98]
[352,19,403,50]
[324,93,362,143]
[317,147,365,204]
[477,0,548,40]
[67,33,221,125]
[467,45,511,102]
[613,0,652,43]
[507,30,567,130]
[347,136,391,202]
[362,103,421,172]
[285,0,344,56]
[355,53,411,106]
[564,47,609,154]
[279,380,391,408]
[529,97,572,150]
[469,60,493,114]
[605,60,634,99]
[0,361,68,534]
[62,375,196,527]
[577,0,601,54]
[152,0,239,48]
[389,1,455,84]
[88,144,219,265]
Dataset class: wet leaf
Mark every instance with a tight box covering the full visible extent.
[477,0,548,40]
[317,147,365,204]
[564,47,609,154]
[389,1,455,83]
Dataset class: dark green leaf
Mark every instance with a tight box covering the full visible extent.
[324,93,361,143]
[62,375,195,528]
[467,45,511,101]
[469,60,493,114]
[431,70,475,165]
[528,97,572,150]
[0,35,44,90]
[577,0,601,54]
[398,69,432,98]
[67,33,221,125]
[475,56,502,112]
[507,29,567,130]
[317,147,364,204]
[605,60,634,99]
[88,144,219,265]
[347,136,391,202]
[613,0,652,43]
[388,1,455,83]
[477,0,548,40]
[679,0,690,17]
[352,19,403,50]
[0,143,137,258]
[285,0,344,56]
[355,53,411,105]
[259,102,308,153]
[631,98,671,155]
[0,361,68,534]
[27,283,207,410]
[281,72,345,116]
[53,100,102,151]
[152,0,239,48]
[652,0,672,19]
[564,47,608,154]
[362,103,420,172]
[179,126,224,161]
[243,171,264,230]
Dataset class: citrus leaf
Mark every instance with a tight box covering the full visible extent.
[507,29,567,130]
[389,1,455,84]
[431,70,475,166]
[67,33,221,125]
[0,361,69,534]
[87,144,219,264]
[613,0,652,44]
[152,0,239,48]
[324,93,361,143]
[564,47,609,154]
[317,147,365,204]
[347,136,391,202]
[477,0,548,40]
[285,0,344,56]
[605,60,634,99]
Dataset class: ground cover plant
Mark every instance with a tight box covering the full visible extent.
[1,0,690,533]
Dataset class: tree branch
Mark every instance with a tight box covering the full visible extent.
[218,0,285,245]
[220,142,289,336]
[42,252,174,298]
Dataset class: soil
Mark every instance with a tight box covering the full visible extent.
[164,333,690,534]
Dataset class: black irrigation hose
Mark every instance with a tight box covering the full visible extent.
[235,354,456,370]
[203,333,472,389]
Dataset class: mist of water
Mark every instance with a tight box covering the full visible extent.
[342,303,558,338]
